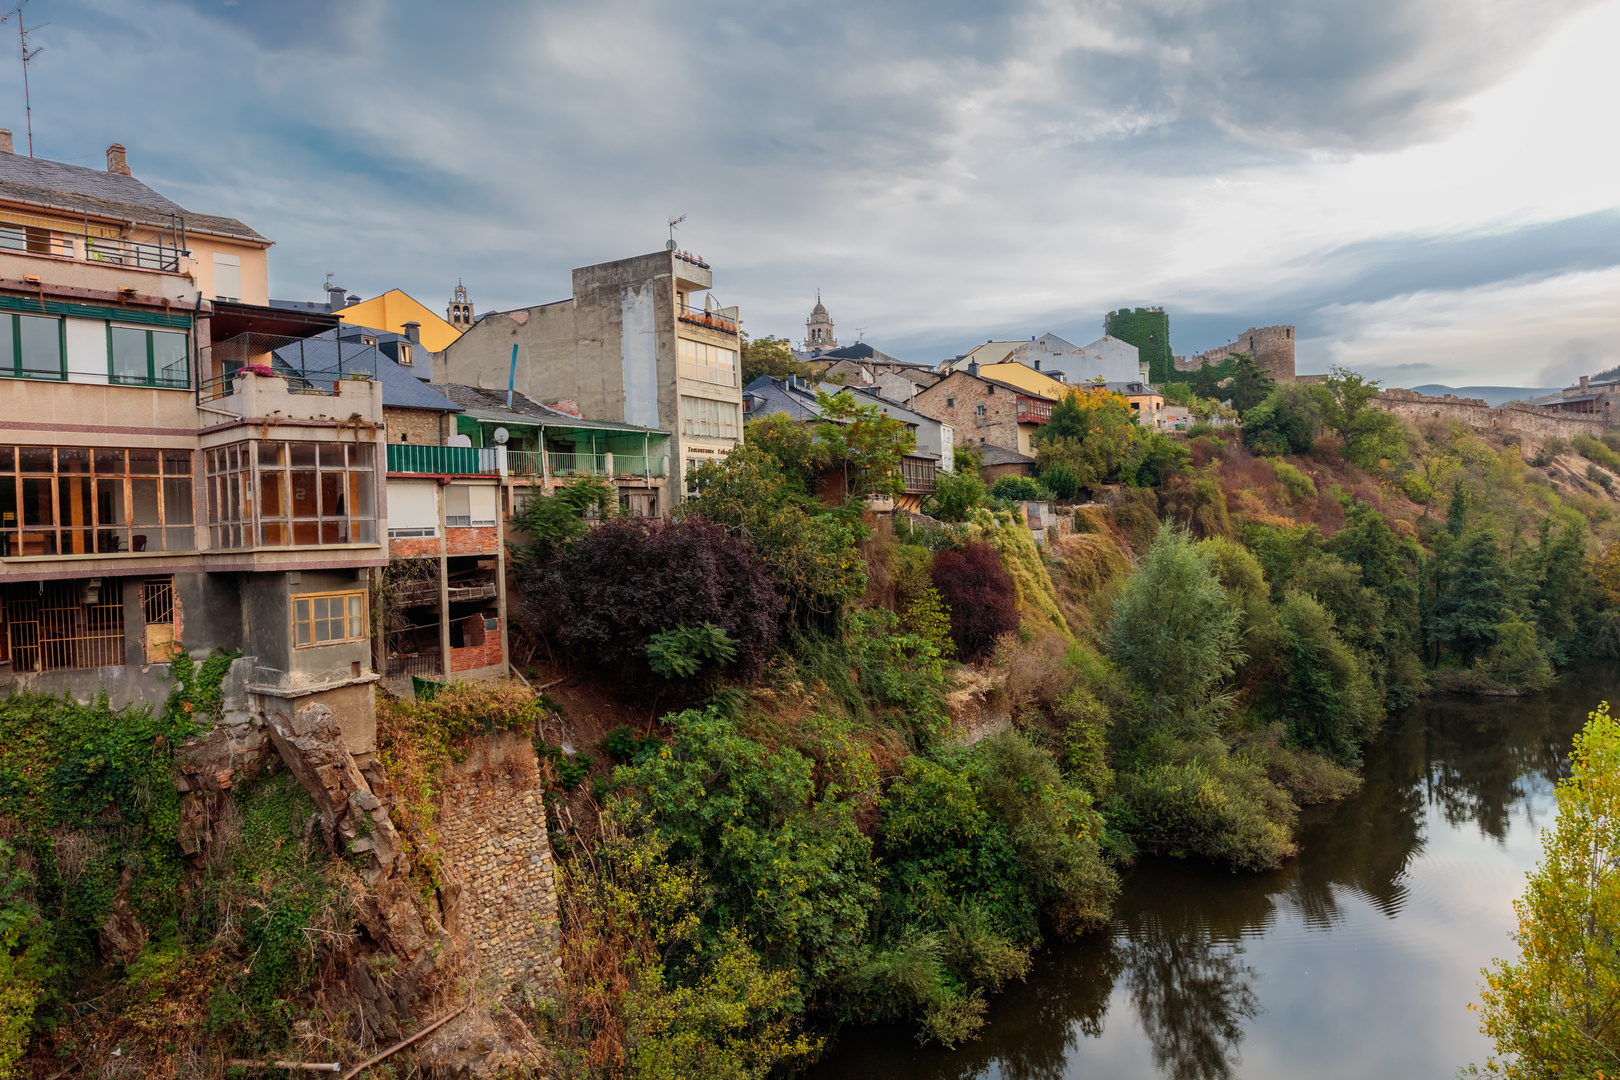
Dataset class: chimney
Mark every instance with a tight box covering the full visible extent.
[402,321,421,344]
[0,130,12,154]
[106,143,130,176]
[346,293,360,307]
[967,360,979,377]
[326,284,347,311]
[1581,375,1590,391]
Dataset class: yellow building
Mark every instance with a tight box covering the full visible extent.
[337,289,463,352]
[975,362,1068,401]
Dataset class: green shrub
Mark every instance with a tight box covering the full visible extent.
[598,724,660,764]
[1588,464,1614,492]
[1271,460,1318,504]
[990,475,1042,502]
[646,622,738,680]
[1484,614,1555,693]
[1574,434,1620,473]
[1112,741,1298,871]
[928,470,988,522]
[1041,463,1081,501]
[1531,436,1569,468]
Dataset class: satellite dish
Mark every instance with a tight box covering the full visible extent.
[492,427,509,445]
[666,239,677,251]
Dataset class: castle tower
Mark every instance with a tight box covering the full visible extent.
[802,293,837,354]
[447,281,474,332]
[1105,307,1172,383]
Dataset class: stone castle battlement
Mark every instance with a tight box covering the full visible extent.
[1372,388,1611,441]
[1175,325,1297,383]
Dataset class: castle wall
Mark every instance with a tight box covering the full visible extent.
[1176,325,1296,383]
[1373,389,1611,440]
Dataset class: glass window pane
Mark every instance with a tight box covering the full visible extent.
[319,471,344,518]
[17,316,60,378]
[292,520,318,546]
[151,331,188,387]
[0,315,13,374]
[94,449,125,475]
[0,447,12,473]
[290,471,317,517]
[258,469,285,518]
[129,450,159,475]
[110,327,147,383]
[58,448,88,474]
[257,442,283,467]
[320,444,346,467]
[131,477,159,526]
[97,527,129,554]
[289,442,317,468]
[162,450,191,475]
[348,595,363,639]
[97,478,128,526]
[347,471,375,523]
[18,447,50,473]
[347,443,374,468]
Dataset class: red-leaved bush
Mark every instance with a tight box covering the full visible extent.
[521,518,783,679]
[930,541,1019,660]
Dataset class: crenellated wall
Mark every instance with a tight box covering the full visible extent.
[1373,388,1612,440]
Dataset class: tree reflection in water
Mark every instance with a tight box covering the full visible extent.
[811,665,1611,1080]
[1120,919,1258,1080]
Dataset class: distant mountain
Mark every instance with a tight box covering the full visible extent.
[1407,384,1564,407]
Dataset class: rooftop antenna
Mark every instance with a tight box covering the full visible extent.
[855,327,867,343]
[2,2,44,157]
[666,213,686,250]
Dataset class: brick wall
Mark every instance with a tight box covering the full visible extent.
[1373,389,1612,441]
[390,536,440,559]
[914,371,1023,455]
[446,526,500,556]
[384,407,446,445]
[450,614,503,673]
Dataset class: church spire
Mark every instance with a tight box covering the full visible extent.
[802,292,837,354]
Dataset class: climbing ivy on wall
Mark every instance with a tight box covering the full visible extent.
[1106,307,1174,384]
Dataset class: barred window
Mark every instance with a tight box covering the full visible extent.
[292,590,366,646]
[679,396,739,440]
[677,338,737,387]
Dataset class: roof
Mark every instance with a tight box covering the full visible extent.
[978,444,1035,466]
[976,362,1068,401]
[814,342,911,366]
[959,341,1023,368]
[742,375,822,421]
[336,289,463,352]
[1542,394,1603,406]
[1101,381,1160,397]
[0,150,266,243]
[270,331,461,413]
[434,382,670,434]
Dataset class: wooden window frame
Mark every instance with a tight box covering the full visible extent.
[291,589,367,648]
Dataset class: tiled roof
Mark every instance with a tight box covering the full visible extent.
[0,151,266,243]
[271,332,461,413]
[434,382,670,434]
[978,444,1035,466]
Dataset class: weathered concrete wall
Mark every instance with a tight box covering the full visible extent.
[435,732,561,989]
[1374,389,1612,440]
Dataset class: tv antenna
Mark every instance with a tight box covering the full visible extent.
[666,213,686,250]
[855,327,868,342]
[2,2,44,157]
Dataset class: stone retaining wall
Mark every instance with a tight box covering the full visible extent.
[435,732,561,989]
[1374,389,1611,440]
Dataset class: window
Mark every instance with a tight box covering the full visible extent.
[207,440,376,549]
[213,253,242,302]
[0,445,192,556]
[677,338,737,386]
[680,396,739,440]
[946,397,955,407]
[3,578,125,671]
[108,325,189,388]
[0,313,64,381]
[292,590,366,647]
[398,342,412,366]
[975,404,986,417]
[445,484,470,527]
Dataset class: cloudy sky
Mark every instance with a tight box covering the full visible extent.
[16,0,1620,387]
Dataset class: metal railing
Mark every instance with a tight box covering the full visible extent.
[607,453,666,477]
[0,226,72,258]
[83,235,185,272]
[387,444,501,475]
[199,365,373,402]
[549,452,605,476]
[506,450,544,476]
[677,304,738,334]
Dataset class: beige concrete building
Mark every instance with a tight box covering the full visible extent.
[0,137,389,759]
[436,249,742,496]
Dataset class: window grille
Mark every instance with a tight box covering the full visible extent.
[3,578,125,671]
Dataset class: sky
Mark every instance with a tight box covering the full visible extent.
[11,0,1620,387]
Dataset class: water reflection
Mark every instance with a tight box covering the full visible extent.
[813,665,1613,1080]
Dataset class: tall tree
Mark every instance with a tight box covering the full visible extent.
[1433,527,1510,662]
[812,390,916,502]
[740,334,806,384]
[1226,354,1276,414]
[1472,702,1620,1079]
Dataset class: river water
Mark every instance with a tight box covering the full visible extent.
[814,664,1620,1080]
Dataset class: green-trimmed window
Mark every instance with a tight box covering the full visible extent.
[0,313,65,381]
[108,325,189,389]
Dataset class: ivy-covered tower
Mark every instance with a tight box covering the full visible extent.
[1106,307,1172,383]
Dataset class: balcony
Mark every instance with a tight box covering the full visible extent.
[0,225,186,272]
[900,456,938,495]
[506,450,668,479]
[677,304,738,336]
[1016,396,1054,425]
[549,451,605,477]
[387,444,503,476]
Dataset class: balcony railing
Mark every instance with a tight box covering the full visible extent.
[387,444,503,475]
[1016,397,1054,425]
[506,450,667,479]
[677,304,738,335]
[549,451,605,477]
[0,225,187,271]
[200,366,373,403]
[608,453,667,478]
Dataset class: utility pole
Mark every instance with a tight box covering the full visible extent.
[1,2,45,157]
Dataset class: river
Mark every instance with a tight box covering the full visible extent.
[813,664,1620,1080]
